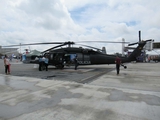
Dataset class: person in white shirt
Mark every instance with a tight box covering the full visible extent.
[4,55,10,74]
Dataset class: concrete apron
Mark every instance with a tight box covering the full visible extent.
[0,63,160,120]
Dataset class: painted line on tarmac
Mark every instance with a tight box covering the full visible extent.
[79,68,114,84]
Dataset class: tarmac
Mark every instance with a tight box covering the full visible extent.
[0,59,160,120]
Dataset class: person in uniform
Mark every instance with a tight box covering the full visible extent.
[39,56,43,71]
[44,56,49,71]
[74,55,78,70]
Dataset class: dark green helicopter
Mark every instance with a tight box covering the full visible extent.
[2,39,152,69]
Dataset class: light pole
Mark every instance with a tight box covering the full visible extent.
[122,38,125,57]
[20,43,21,54]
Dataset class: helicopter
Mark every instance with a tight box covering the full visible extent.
[2,39,152,70]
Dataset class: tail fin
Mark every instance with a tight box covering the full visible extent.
[102,47,106,54]
[127,41,147,61]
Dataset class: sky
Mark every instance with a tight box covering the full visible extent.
[0,0,160,54]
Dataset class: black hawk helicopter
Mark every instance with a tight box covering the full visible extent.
[2,39,152,70]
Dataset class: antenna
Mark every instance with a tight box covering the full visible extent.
[102,47,106,54]
[139,31,141,42]
[29,46,31,52]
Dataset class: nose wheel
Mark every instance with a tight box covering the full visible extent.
[121,64,127,69]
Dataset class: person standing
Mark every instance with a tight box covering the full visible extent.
[74,55,78,70]
[4,55,10,74]
[44,56,49,71]
[115,55,121,75]
[38,56,43,71]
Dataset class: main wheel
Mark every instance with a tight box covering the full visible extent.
[55,64,64,69]
[41,63,45,71]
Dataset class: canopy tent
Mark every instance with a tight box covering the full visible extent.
[26,50,42,56]
[23,50,42,63]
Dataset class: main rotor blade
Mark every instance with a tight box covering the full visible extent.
[2,42,63,47]
[76,44,102,51]
[76,41,130,44]
[41,44,67,53]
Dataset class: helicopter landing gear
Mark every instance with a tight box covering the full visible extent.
[41,63,46,71]
[121,64,127,69]
[55,64,64,69]
[39,62,45,71]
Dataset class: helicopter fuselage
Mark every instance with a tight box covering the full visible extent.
[43,47,128,68]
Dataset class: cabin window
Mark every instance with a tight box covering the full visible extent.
[50,54,54,60]
[84,55,90,61]
[76,53,83,61]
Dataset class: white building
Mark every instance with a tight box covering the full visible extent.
[0,46,19,56]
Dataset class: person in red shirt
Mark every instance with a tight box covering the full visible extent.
[115,55,121,75]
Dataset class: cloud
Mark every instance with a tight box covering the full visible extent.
[17,0,71,30]
[0,0,160,54]
[0,0,81,43]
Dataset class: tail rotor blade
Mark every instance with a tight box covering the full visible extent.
[128,39,153,46]
[128,42,139,46]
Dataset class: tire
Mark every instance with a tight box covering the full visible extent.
[41,63,45,71]
[55,64,64,69]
